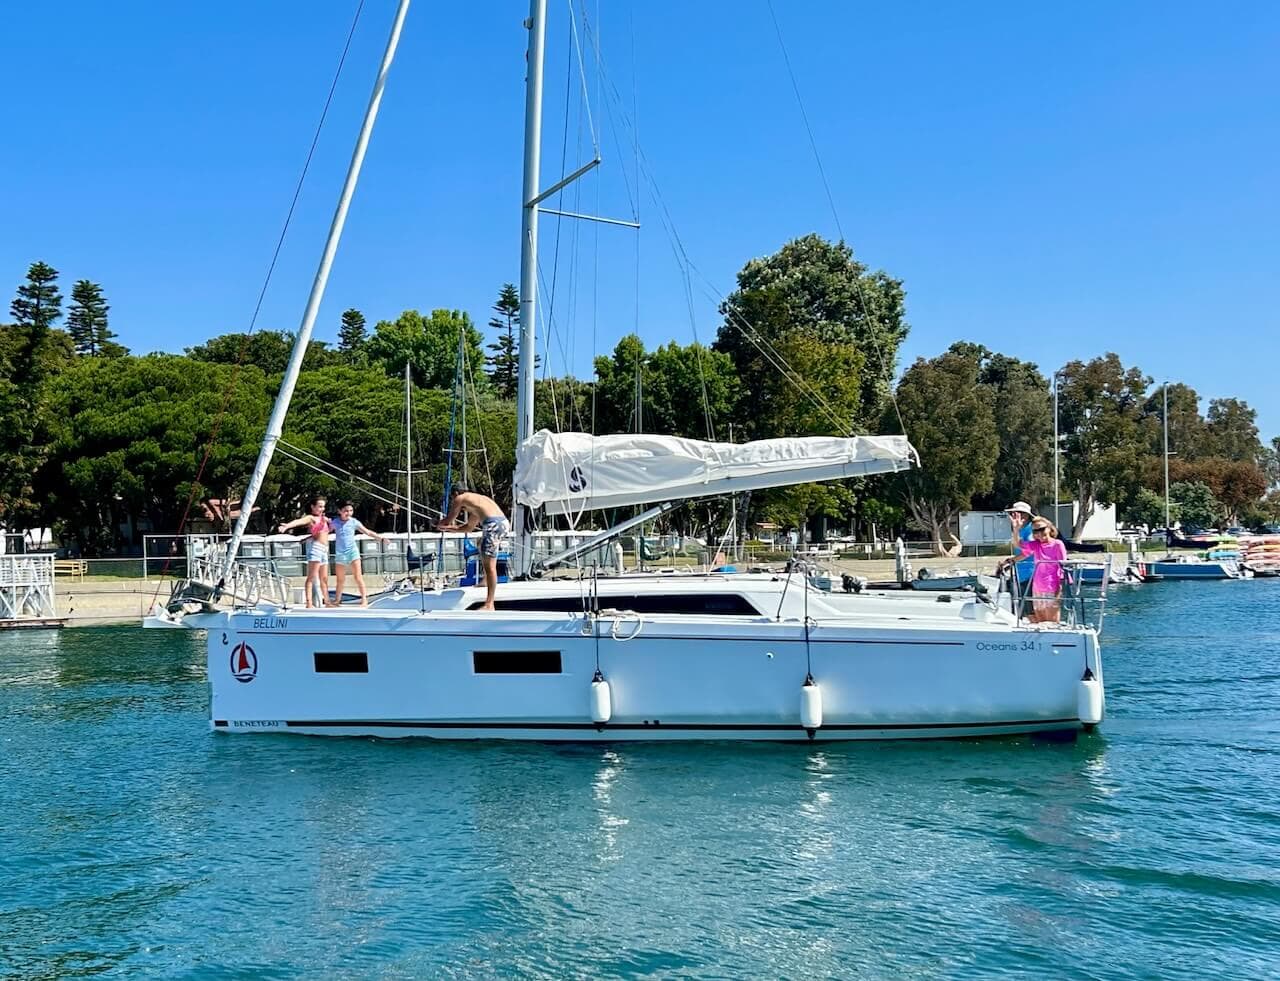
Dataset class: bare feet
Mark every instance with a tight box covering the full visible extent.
[480,603,496,612]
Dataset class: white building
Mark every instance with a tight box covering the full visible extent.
[1045,502,1117,542]
[958,503,1117,546]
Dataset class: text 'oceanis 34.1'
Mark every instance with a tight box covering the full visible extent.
[162,0,1106,741]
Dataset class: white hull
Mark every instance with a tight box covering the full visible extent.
[206,577,1103,742]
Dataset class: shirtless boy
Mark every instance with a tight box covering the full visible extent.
[435,490,508,611]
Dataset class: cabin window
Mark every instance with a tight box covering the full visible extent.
[473,650,562,674]
[314,651,369,673]
[467,593,761,616]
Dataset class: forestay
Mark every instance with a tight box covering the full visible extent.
[515,430,917,515]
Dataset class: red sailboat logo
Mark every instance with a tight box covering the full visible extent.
[230,642,258,683]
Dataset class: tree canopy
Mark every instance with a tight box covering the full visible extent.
[186,330,338,374]
[67,280,124,357]
[890,348,999,544]
[715,234,906,438]
[1056,354,1151,537]
[337,308,367,362]
[592,334,738,440]
[365,309,486,391]
[485,284,521,400]
[2,250,1276,552]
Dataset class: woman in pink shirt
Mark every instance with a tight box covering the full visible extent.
[1019,518,1068,622]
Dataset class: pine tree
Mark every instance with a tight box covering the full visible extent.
[67,280,116,356]
[338,308,367,358]
[486,283,521,399]
[10,261,62,332]
[9,261,63,383]
[2,262,63,524]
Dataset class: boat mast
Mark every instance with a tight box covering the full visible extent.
[1053,372,1059,528]
[1163,382,1171,535]
[220,0,412,584]
[513,0,547,577]
[405,361,413,542]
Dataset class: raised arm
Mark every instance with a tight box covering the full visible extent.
[278,515,314,533]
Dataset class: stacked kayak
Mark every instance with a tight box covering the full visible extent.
[1240,535,1280,577]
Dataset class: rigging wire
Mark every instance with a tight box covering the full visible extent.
[149,0,367,604]
[276,439,441,517]
[577,11,899,439]
[461,341,496,499]
[539,9,578,435]
[765,0,844,244]
[576,22,848,434]
[764,0,908,437]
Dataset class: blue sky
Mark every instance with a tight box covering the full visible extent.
[2,2,1276,439]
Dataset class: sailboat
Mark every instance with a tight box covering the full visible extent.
[1141,384,1246,581]
[155,0,1106,740]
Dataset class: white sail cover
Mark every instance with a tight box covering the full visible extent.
[515,430,917,514]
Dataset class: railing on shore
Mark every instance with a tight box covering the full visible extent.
[0,553,56,622]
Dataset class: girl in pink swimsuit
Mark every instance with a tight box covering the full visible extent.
[1018,518,1068,622]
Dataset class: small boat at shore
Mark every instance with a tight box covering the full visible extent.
[1135,555,1247,580]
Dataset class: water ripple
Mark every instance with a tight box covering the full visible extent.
[1,586,1278,979]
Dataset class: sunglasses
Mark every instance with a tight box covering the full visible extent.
[1032,526,1050,535]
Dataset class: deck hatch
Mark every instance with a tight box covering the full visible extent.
[314,651,369,673]
[473,650,562,674]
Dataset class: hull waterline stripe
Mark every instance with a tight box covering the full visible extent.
[214,717,1079,732]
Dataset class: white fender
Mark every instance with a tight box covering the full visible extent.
[590,673,612,725]
[800,677,823,730]
[1077,670,1103,725]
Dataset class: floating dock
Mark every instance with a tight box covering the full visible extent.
[0,553,65,629]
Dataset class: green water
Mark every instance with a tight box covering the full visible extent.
[2,580,1278,979]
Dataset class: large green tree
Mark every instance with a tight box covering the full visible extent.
[715,234,907,438]
[1169,457,1268,524]
[1056,354,1150,537]
[1124,487,1168,531]
[890,348,998,546]
[1143,382,1208,460]
[1266,435,1280,487]
[485,284,521,400]
[951,343,1052,511]
[1204,397,1264,464]
[365,309,485,391]
[592,334,739,439]
[337,308,367,361]
[67,280,124,357]
[186,330,337,374]
[1169,480,1221,530]
[534,375,593,436]
[9,261,64,385]
[37,355,281,554]
[2,264,76,529]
